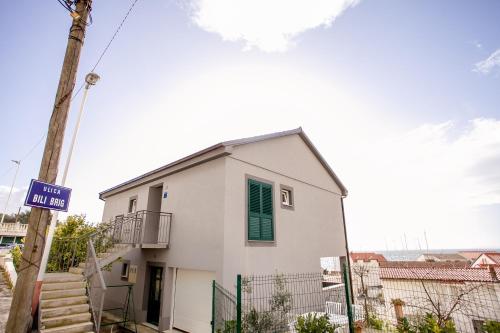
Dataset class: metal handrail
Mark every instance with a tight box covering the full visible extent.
[85,238,107,332]
[47,210,172,272]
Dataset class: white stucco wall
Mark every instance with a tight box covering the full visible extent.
[221,134,347,287]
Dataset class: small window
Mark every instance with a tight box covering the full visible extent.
[281,189,292,207]
[280,185,294,209]
[121,262,129,278]
[128,198,137,214]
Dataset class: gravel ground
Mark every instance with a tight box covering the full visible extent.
[0,269,13,333]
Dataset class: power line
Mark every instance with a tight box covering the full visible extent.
[71,0,140,100]
[91,0,140,72]
[2,0,141,182]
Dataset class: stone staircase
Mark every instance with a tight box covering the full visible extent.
[39,243,133,333]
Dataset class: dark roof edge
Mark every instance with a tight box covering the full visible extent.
[99,127,347,199]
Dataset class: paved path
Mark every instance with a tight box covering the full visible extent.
[0,268,12,333]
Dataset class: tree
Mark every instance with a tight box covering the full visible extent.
[46,214,96,272]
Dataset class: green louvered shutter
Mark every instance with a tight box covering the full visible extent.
[248,180,261,240]
[247,179,274,241]
[260,183,273,240]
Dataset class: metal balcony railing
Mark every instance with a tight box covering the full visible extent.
[47,210,172,273]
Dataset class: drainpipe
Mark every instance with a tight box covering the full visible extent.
[341,196,354,303]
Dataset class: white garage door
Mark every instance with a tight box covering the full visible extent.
[174,269,215,333]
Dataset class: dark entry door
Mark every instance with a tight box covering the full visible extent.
[147,266,163,326]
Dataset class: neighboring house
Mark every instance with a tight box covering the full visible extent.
[459,251,485,263]
[98,128,349,332]
[350,253,386,311]
[0,222,27,244]
[417,253,468,262]
[379,263,500,333]
[349,260,500,333]
[471,252,500,268]
[350,252,387,264]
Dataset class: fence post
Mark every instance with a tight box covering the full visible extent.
[236,274,242,333]
[212,280,215,333]
[343,262,354,333]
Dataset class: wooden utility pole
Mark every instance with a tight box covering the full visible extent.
[6,1,91,331]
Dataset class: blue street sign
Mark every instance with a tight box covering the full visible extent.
[24,179,72,212]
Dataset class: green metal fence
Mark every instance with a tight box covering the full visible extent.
[212,269,352,333]
[212,281,238,333]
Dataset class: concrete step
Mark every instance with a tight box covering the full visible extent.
[41,295,88,308]
[41,312,91,329]
[41,287,86,300]
[42,281,85,291]
[44,273,85,284]
[41,303,90,319]
[69,267,84,275]
[40,321,93,333]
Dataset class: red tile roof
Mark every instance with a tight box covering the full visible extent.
[350,252,387,263]
[483,253,500,265]
[380,266,498,283]
[380,261,470,269]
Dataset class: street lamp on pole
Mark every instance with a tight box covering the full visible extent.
[33,72,100,312]
[1,160,21,224]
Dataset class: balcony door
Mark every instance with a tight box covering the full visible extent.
[144,185,163,243]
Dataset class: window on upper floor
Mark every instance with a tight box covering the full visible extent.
[128,198,137,214]
[247,178,274,241]
[280,186,294,209]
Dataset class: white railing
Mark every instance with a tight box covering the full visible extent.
[0,223,28,236]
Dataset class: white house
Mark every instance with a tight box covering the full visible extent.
[471,253,500,268]
[98,128,350,332]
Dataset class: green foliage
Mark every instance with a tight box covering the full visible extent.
[10,245,22,271]
[242,274,293,332]
[484,321,500,333]
[0,210,30,224]
[216,320,236,333]
[295,313,337,333]
[47,214,96,272]
[368,314,385,330]
[243,308,274,333]
[396,314,456,333]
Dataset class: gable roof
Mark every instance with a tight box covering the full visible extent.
[350,252,387,263]
[473,252,500,266]
[99,128,347,199]
[380,266,498,283]
[420,253,468,262]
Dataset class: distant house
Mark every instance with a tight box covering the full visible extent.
[416,253,468,262]
[348,259,500,332]
[98,128,350,332]
[350,252,387,264]
[379,263,500,332]
[471,252,500,268]
[459,251,484,262]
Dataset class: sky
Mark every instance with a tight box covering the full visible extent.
[1,0,500,251]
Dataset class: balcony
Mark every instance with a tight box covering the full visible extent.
[111,210,172,248]
[0,222,28,237]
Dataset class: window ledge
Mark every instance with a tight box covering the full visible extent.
[246,240,276,247]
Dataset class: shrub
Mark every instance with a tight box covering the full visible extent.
[295,313,337,333]
[243,308,274,332]
[10,245,22,271]
[368,314,384,330]
[216,320,236,333]
[396,313,456,333]
[484,321,500,333]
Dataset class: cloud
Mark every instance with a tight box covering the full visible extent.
[187,0,359,52]
[0,185,28,215]
[474,49,500,74]
[344,118,500,250]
